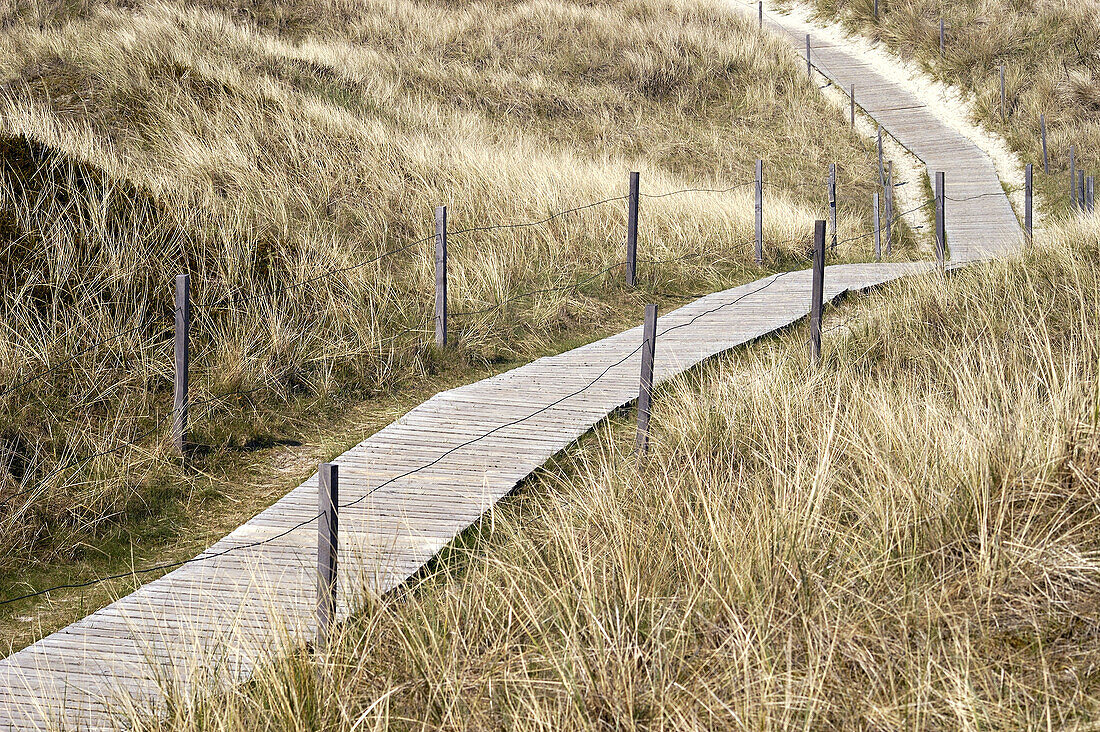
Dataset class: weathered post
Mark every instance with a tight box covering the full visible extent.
[884,162,894,255]
[755,159,764,265]
[635,304,658,459]
[935,171,946,266]
[1040,113,1049,174]
[1080,171,1087,214]
[999,65,1006,122]
[1088,176,1095,214]
[806,35,811,77]
[758,0,762,28]
[434,206,447,347]
[877,128,885,189]
[873,192,881,262]
[850,84,856,127]
[172,274,189,456]
[873,0,879,21]
[1070,145,1076,210]
[939,18,944,57]
[626,171,640,287]
[317,462,338,648]
[810,220,825,367]
[1024,163,1033,242]
[828,163,838,250]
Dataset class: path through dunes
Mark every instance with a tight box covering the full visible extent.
[0,5,1022,729]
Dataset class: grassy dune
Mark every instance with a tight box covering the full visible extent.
[90,3,1100,728]
[0,0,891,581]
[797,0,1100,213]
[148,213,1100,730]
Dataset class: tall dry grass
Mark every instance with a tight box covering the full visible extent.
[799,0,1100,212]
[139,213,1100,730]
[0,0,894,572]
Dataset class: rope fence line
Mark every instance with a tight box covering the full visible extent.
[445,194,629,238]
[449,261,627,318]
[0,171,935,516]
[0,189,928,525]
[207,235,435,311]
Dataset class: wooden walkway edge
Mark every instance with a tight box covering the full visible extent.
[0,4,1023,728]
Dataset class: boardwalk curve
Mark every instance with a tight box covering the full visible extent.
[0,4,1023,729]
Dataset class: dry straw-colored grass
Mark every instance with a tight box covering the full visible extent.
[0,0,890,569]
[801,0,1100,212]
[145,214,1100,731]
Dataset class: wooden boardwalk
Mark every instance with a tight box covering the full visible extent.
[0,5,1022,729]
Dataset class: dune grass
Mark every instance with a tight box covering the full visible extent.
[796,0,1100,214]
[143,212,1100,730]
[0,0,899,596]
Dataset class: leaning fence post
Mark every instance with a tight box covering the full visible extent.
[1040,114,1049,174]
[873,192,881,262]
[999,64,1006,122]
[1070,145,1076,210]
[317,462,338,648]
[806,34,811,77]
[626,172,640,287]
[434,206,448,347]
[810,221,825,367]
[1025,163,1033,242]
[850,84,855,127]
[828,163,838,250]
[635,304,658,459]
[755,159,764,265]
[172,273,189,456]
[885,162,894,255]
[935,171,946,267]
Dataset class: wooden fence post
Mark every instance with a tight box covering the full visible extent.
[884,162,894,255]
[806,35,811,77]
[1080,171,1087,214]
[873,0,879,21]
[1040,113,1049,174]
[755,159,764,265]
[635,304,658,458]
[626,171,640,287]
[999,64,1006,122]
[877,129,885,189]
[434,206,447,347]
[939,18,944,57]
[828,163,838,250]
[850,84,855,127]
[810,221,825,367]
[317,462,338,648]
[1025,163,1033,242]
[935,171,946,266]
[1070,145,1076,210]
[873,192,881,262]
[172,273,189,456]
[758,0,762,28]
[1089,176,1095,214]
